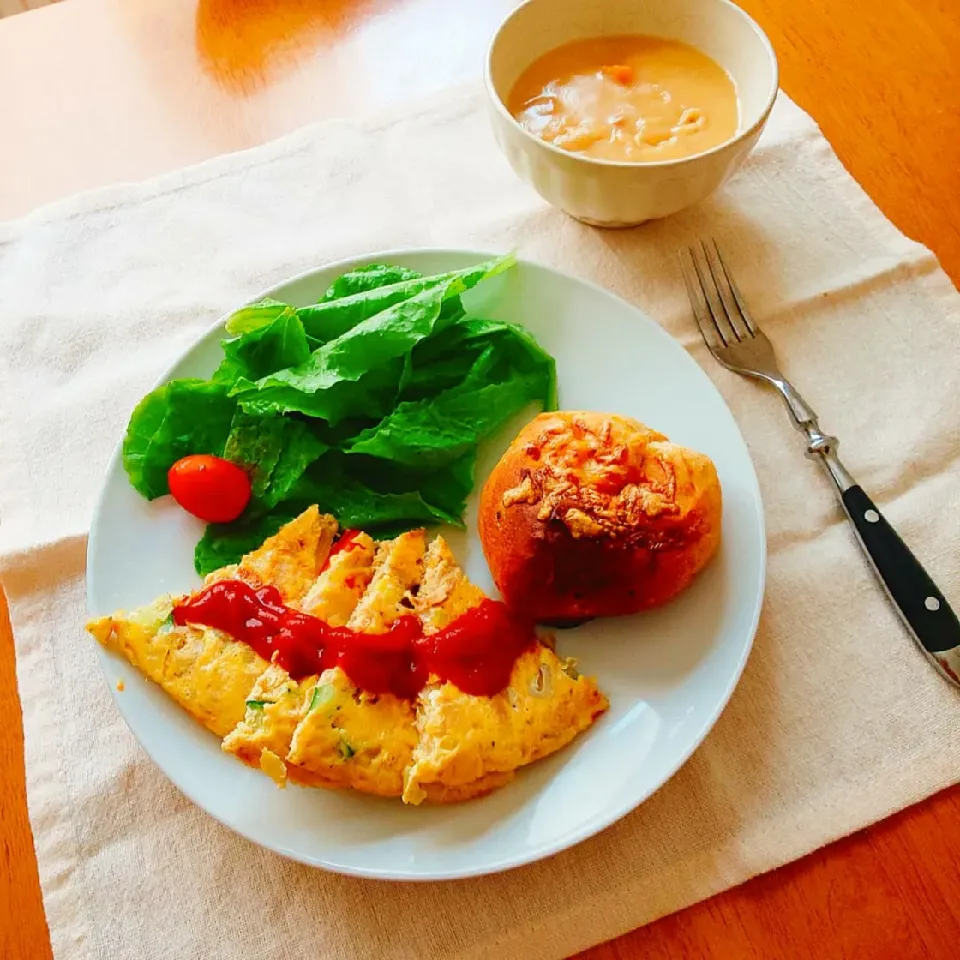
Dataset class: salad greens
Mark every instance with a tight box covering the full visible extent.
[122,254,557,576]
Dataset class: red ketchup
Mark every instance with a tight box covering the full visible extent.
[413,601,536,697]
[172,580,536,699]
[319,529,363,573]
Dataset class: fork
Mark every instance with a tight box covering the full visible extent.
[681,239,960,689]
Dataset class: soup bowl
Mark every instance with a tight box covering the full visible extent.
[485,0,779,226]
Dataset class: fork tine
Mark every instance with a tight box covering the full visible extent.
[712,241,756,335]
[688,244,735,346]
[679,248,725,353]
[698,240,745,343]
[705,239,755,338]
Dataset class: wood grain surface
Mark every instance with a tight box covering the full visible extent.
[1,2,959,958]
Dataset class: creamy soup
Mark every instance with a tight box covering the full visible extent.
[508,35,739,163]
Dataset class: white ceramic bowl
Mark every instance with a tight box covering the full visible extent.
[485,0,779,226]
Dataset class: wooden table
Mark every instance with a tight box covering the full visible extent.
[1,2,959,958]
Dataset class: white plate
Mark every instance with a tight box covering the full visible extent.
[87,249,765,880]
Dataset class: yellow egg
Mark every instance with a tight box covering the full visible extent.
[86,509,609,804]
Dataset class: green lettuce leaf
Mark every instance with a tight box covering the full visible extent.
[344,371,546,467]
[262,425,330,509]
[291,254,512,347]
[215,308,311,383]
[122,254,560,575]
[290,454,462,529]
[337,450,476,521]
[222,410,286,497]
[441,316,559,407]
[236,255,514,423]
[404,450,476,520]
[123,380,236,499]
[319,264,422,303]
[346,316,557,467]
[224,298,291,336]
[401,330,488,401]
[222,410,327,503]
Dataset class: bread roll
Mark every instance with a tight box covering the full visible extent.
[478,412,722,623]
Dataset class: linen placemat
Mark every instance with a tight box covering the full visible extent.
[1,86,959,960]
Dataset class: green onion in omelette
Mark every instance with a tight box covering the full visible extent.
[308,683,336,714]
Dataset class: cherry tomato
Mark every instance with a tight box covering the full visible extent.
[167,454,251,524]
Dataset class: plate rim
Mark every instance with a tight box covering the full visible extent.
[86,246,767,880]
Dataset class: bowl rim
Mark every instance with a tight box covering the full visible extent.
[483,0,780,171]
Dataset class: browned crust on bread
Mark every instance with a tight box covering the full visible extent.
[479,412,722,621]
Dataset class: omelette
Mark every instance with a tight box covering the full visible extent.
[87,508,609,804]
[284,531,424,795]
[87,506,335,737]
[404,536,607,804]
[221,529,381,786]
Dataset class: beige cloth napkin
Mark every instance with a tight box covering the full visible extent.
[1,86,959,960]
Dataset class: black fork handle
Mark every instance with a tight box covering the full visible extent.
[778,382,960,687]
[840,485,960,677]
